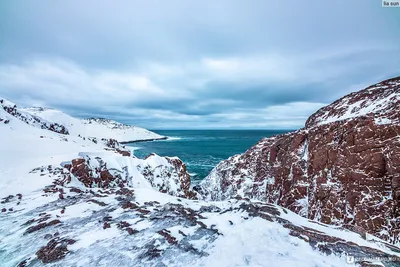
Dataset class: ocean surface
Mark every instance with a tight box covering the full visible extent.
[126,130,290,183]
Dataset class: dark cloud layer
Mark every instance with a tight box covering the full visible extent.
[0,0,399,129]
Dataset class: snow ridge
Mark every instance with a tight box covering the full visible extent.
[23,106,165,142]
[306,76,400,127]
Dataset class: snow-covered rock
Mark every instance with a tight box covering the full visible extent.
[23,107,166,143]
[52,152,197,199]
[306,76,400,127]
[1,98,69,134]
[1,182,399,266]
[198,76,400,246]
[0,97,191,199]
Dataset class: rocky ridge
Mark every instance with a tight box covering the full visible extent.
[197,76,400,246]
[1,98,69,134]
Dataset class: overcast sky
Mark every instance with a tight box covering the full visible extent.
[0,0,399,129]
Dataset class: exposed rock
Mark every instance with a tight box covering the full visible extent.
[63,156,128,188]
[88,199,107,206]
[198,76,400,245]
[103,222,111,229]
[25,219,61,234]
[139,153,198,199]
[121,201,139,209]
[158,229,178,244]
[57,152,198,199]
[101,138,131,157]
[36,238,76,263]
[126,227,139,235]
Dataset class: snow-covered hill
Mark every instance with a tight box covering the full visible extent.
[22,106,165,143]
[1,99,69,134]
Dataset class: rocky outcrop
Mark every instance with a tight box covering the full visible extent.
[101,138,131,156]
[62,156,128,188]
[137,154,198,199]
[198,76,400,245]
[56,152,197,199]
[0,98,69,134]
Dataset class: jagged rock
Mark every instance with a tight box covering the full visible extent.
[140,153,198,199]
[198,76,400,245]
[59,152,198,199]
[63,156,127,188]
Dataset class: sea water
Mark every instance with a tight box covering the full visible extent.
[126,130,289,183]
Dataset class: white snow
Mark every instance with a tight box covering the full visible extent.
[313,88,400,126]
[69,227,121,250]
[198,215,346,267]
[1,96,399,267]
[22,106,165,142]
[279,207,400,257]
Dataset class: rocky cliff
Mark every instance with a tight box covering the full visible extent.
[197,76,400,245]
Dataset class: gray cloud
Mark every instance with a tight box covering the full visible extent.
[0,0,399,129]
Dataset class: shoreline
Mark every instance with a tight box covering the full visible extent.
[120,136,168,144]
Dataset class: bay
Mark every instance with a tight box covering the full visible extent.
[126,130,290,183]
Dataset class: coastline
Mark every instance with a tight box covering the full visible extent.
[120,136,168,144]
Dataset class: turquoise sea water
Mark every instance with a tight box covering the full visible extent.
[126,130,290,183]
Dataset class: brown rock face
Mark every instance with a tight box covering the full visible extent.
[198,76,400,245]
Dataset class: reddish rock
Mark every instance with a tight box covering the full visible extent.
[67,156,126,188]
[157,229,178,245]
[101,138,131,156]
[103,222,111,229]
[126,227,139,235]
[121,201,139,209]
[199,76,400,245]
[140,154,198,199]
[36,238,75,263]
[25,220,61,234]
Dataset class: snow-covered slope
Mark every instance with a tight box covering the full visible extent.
[1,97,399,267]
[0,100,190,199]
[1,99,69,134]
[23,107,165,142]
